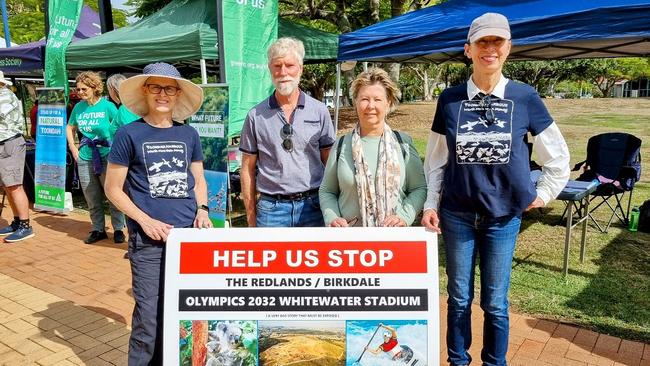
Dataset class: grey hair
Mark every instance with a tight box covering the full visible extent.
[106,74,128,96]
[267,37,305,65]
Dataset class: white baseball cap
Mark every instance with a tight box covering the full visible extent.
[467,12,511,43]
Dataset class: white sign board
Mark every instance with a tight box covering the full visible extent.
[164,227,439,366]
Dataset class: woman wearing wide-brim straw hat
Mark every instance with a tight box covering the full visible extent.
[104,62,211,365]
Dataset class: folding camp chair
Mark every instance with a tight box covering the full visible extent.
[573,132,642,233]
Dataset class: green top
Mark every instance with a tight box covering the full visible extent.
[68,98,118,161]
[110,104,140,135]
[319,132,427,226]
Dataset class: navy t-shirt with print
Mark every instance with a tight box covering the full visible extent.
[108,119,203,238]
[432,80,553,217]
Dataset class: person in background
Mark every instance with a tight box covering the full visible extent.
[107,73,140,134]
[66,71,126,245]
[29,99,38,141]
[319,68,426,227]
[105,62,211,365]
[421,13,570,366]
[0,71,35,242]
[239,37,335,227]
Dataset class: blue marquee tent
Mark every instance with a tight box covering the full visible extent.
[337,0,650,63]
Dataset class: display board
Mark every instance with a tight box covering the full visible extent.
[164,227,439,366]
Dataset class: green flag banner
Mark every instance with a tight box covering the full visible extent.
[221,0,278,138]
[45,0,83,90]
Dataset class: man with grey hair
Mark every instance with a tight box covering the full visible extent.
[239,37,335,227]
[0,71,34,242]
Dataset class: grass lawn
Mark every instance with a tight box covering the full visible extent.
[402,98,650,342]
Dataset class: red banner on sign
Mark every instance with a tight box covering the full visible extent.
[179,241,427,274]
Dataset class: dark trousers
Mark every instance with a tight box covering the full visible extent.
[128,232,165,366]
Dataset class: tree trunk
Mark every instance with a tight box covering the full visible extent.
[370,0,380,23]
[423,70,431,101]
[388,63,401,85]
[192,321,208,366]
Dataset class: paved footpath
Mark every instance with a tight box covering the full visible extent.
[0,209,648,365]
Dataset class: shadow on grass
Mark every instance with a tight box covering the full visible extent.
[564,228,650,342]
[514,203,650,342]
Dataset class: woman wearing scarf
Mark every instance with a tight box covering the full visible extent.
[319,68,427,227]
[66,71,126,244]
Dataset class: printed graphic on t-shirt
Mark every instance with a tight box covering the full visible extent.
[142,141,189,198]
[456,98,514,164]
[77,111,106,134]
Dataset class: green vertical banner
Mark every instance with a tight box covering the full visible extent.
[34,88,68,213]
[189,85,229,228]
[221,0,278,138]
[44,0,83,90]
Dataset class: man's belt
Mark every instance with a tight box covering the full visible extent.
[260,188,319,201]
[0,133,22,145]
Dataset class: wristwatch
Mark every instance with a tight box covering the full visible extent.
[197,204,210,213]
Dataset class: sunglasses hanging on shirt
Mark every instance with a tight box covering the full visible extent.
[281,123,294,152]
[479,94,496,125]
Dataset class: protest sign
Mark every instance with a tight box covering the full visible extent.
[164,227,439,366]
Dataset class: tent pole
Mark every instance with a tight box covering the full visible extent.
[200,59,208,84]
[216,0,226,83]
[334,63,341,132]
[1,0,11,47]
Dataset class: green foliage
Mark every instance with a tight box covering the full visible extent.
[301,63,337,102]
[0,0,129,43]
[179,320,193,366]
[125,0,172,18]
[580,58,650,97]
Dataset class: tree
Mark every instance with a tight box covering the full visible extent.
[401,63,443,101]
[581,58,650,97]
[125,0,171,18]
[503,60,589,96]
[0,0,128,43]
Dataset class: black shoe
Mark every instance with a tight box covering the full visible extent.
[123,251,129,259]
[114,230,126,244]
[84,230,108,244]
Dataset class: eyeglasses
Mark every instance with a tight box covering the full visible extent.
[479,94,495,125]
[281,123,293,152]
[76,87,89,92]
[145,84,180,96]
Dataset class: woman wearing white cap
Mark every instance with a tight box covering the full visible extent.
[104,62,211,365]
[421,13,570,366]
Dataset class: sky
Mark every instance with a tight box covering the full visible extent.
[110,0,137,23]
[111,0,132,11]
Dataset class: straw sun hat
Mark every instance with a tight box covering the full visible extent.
[119,62,203,121]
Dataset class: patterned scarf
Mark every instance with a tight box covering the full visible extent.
[351,123,402,227]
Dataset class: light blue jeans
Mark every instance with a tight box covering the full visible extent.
[77,158,125,232]
[256,194,324,227]
[440,208,521,366]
